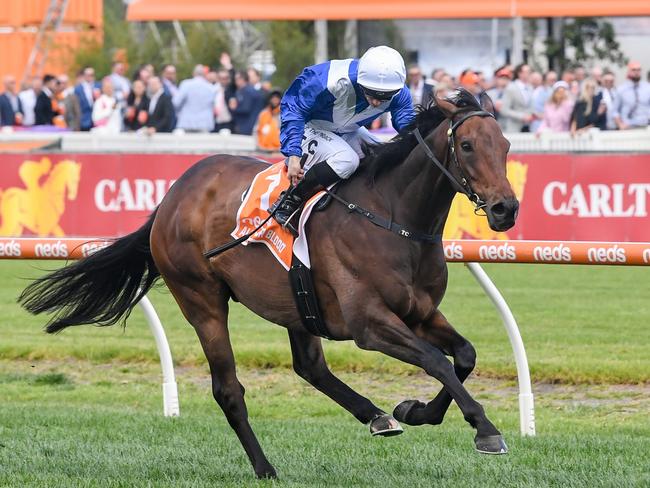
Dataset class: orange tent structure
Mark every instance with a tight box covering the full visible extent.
[0,0,102,84]
[126,0,650,21]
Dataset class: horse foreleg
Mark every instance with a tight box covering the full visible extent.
[288,329,402,436]
[167,279,277,479]
[394,310,476,426]
[351,305,506,454]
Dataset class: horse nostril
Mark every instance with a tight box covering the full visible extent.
[491,202,507,217]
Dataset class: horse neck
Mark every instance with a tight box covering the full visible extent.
[377,122,457,236]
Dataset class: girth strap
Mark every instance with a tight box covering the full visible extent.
[289,256,334,339]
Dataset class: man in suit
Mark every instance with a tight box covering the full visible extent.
[407,64,434,108]
[614,61,650,130]
[73,67,96,131]
[145,77,174,134]
[499,63,536,133]
[229,70,263,135]
[34,74,58,125]
[173,64,217,132]
[0,75,23,126]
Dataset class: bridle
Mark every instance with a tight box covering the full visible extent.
[413,109,495,214]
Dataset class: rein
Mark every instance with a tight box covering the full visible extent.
[414,110,494,214]
[203,192,287,259]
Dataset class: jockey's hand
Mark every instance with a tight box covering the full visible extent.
[287,156,304,186]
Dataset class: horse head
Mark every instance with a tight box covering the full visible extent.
[434,90,519,232]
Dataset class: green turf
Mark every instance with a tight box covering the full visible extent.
[1,361,649,488]
[2,261,648,383]
[1,260,649,486]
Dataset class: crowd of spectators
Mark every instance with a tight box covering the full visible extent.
[1,52,650,153]
[0,52,282,150]
[405,60,650,136]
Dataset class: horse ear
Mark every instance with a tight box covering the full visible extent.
[479,91,496,116]
[434,93,457,119]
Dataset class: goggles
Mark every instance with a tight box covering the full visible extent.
[360,85,400,101]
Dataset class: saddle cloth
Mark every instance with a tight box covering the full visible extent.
[231,162,325,271]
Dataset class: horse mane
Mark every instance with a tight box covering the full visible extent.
[362,88,482,183]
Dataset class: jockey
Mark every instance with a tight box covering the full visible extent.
[270,45,415,232]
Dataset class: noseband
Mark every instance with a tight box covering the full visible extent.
[413,110,495,214]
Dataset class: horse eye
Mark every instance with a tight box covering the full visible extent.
[460,142,473,152]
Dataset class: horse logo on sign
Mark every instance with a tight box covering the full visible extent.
[0,157,82,237]
[443,160,527,240]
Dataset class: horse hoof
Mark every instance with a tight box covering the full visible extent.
[475,435,508,455]
[369,413,404,437]
[255,466,278,479]
[393,400,426,425]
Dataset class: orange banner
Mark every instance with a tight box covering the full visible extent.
[442,240,650,266]
[2,237,650,266]
[0,237,110,260]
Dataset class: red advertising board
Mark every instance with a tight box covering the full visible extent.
[504,154,650,242]
[0,152,648,241]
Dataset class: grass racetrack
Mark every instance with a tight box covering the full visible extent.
[1,260,649,487]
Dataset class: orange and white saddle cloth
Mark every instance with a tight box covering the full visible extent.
[231,162,326,271]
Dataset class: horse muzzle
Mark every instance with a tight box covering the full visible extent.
[486,198,519,232]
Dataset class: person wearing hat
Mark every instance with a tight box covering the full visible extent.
[613,61,650,130]
[459,70,483,102]
[536,81,574,134]
[254,89,283,152]
[271,45,415,232]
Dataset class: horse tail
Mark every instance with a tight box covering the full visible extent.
[19,211,160,334]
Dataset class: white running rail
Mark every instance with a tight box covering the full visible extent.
[465,262,535,436]
[137,295,180,417]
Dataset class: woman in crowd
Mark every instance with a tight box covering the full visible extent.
[254,89,282,152]
[123,79,149,131]
[536,81,574,134]
[571,78,607,135]
[92,77,122,134]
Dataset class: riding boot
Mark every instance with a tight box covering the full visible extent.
[270,162,341,235]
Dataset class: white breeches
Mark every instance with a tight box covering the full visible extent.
[301,124,379,179]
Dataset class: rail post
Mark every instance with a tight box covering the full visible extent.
[465,262,536,436]
[137,295,180,417]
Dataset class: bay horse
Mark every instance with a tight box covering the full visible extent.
[20,90,518,479]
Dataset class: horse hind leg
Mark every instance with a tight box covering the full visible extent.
[350,305,506,455]
[288,329,402,436]
[166,278,277,479]
[394,310,477,427]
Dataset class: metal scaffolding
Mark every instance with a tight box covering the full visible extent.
[21,0,70,85]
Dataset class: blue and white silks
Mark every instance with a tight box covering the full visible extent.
[280,58,415,158]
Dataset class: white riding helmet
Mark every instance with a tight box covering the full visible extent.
[357,46,407,96]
